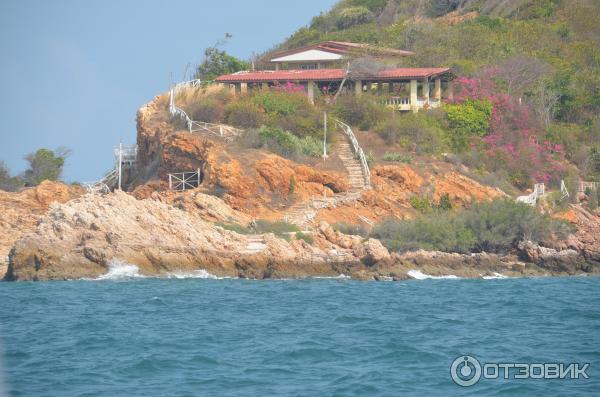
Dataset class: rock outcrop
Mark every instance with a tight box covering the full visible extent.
[5,192,374,281]
[0,181,84,277]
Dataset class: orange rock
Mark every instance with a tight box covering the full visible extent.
[433,172,504,207]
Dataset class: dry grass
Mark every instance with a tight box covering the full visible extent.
[175,85,230,110]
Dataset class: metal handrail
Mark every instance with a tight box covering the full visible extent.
[169,82,242,138]
[83,169,117,194]
[334,118,371,188]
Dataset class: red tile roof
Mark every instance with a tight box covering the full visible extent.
[215,68,451,83]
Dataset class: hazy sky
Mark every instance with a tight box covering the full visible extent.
[0,0,337,182]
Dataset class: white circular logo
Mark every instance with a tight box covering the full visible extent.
[451,355,482,387]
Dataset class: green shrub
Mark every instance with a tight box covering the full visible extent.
[295,231,314,244]
[382,152,412,163]
[254,220,300,240]
[410,196,432,213]
[437,193,453,211]
[334,94,387,130]
[258,126,323,159]
[444,99,493,151]
[371,215,476,254]
[588,189,599,210]
[289,175,296,195]
[225,101,264,128]
[189,98,224,123]
[336,6,374,30]
[215,222,251,234]
[252,91,321,137]
[463,199,571,252]
[253,91,305,116]
[589,147,600,179]
[445,99,493,137]
[374,113,448,154]
[333,222,369,237]
[371,198,572,254]
[0,161,24,192]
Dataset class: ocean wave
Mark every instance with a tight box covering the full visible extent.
[96,260,146,280]
[312,274,351,280]
[165,269,222,279]
[407,270,460,280]
[482,272,509,280]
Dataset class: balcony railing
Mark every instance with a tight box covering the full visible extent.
[381,97,442,110]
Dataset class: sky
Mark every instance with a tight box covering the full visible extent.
[0,0,337,182]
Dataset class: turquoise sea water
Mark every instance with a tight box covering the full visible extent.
[0,275,599,396]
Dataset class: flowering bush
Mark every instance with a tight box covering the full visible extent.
[452,76,567,188]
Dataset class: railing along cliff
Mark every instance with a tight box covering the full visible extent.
[334,119,371,188]
[169,80,242,139]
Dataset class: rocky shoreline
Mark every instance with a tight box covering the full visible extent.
[4,190,599,282]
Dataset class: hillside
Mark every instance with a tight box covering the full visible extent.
[4,0,600,281]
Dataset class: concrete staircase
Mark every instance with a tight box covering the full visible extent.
[242,235,267,255]
[338,141,366,191]
[281,122,369,229]
[283,201,316,229]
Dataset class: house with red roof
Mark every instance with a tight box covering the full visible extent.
[215,41,453,112]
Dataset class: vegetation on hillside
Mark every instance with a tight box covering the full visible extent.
[175,0,600,198]
[371,198,572,254]
[0,148,69,191]
[261,0,600,191]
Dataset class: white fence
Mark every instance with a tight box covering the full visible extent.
[579,181,599,193]
[516,180,571,206]
[516,183,546,206]
[168,169,201,191]
[169,82,242,139]
[334,119,371,188]
[83,169,117,195]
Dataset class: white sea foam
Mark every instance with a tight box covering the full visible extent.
[313,274,351,280]
[407,270,460,280]
[482,272,509,280]
[166,269,221,279]
[96,260,145,280]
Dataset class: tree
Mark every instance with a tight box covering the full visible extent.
[529,82,561,127]
[0,161,24,192]
[194,44,249,81]
[23,148,69,186]
[490,55,552,97]
[333,57,385,101]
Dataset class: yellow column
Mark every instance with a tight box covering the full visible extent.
[307,81,316,105]
[410,79,418,113]
[262,82,269,90]
[355,80,363,96]
[434,78,442,101]
[229,84,236,96]
[423,78,430,105]
[241,82,248,94]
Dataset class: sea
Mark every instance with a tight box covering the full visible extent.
[0,266,598,396]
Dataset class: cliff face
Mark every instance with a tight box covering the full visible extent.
[5,191,386,281]
[0,181,84,277]
[4,95,599,282]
